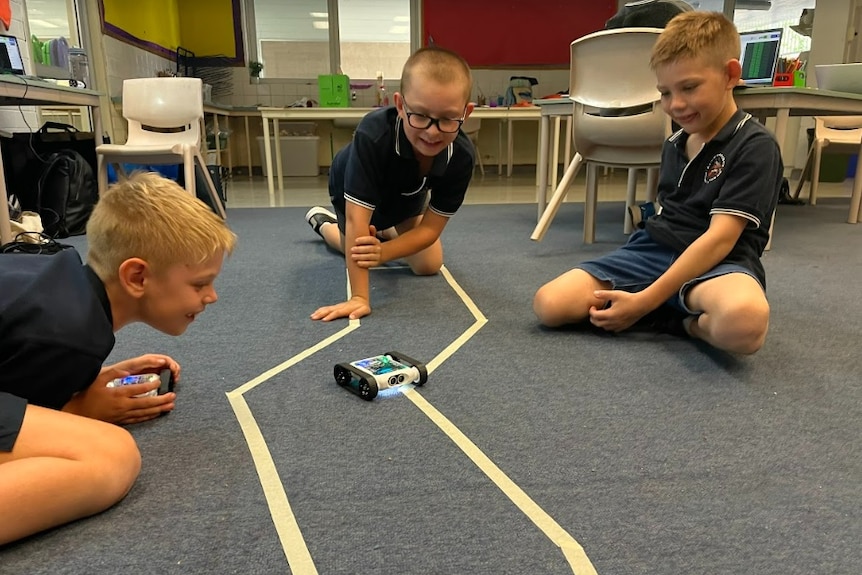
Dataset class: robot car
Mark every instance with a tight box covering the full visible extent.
[334,351,427,400]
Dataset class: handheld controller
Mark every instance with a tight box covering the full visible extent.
[107,368,174,398]
[334,351,427,400]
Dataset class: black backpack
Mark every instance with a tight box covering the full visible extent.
[35,149,98,238]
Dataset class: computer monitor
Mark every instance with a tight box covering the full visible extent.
[739,28,783,86]
[0,34,26,75]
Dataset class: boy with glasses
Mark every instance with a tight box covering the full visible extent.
[306,46,475,321]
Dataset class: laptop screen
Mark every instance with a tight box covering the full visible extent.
[739,28,783,86]
[0,34,25,75]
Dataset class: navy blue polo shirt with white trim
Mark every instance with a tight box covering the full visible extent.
[0,249,115,410]
[646,109,783,286]
[328,106,475,230]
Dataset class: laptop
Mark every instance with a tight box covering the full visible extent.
[0,34,26,76]
[739,28,783,86]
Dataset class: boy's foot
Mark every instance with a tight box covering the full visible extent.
[636,307,691,338]
[305,207,337,237]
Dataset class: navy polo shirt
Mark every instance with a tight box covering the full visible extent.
[646,109,783,286]
[0,249,115,410]
[329,106,475,230]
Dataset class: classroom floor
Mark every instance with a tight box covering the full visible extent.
[223,166,854,209]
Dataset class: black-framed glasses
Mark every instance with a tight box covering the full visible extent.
[402,97,466,133]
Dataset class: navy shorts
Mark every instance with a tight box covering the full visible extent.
[0,392,27,452]
[576,229,763,315]
[331,194,427,234]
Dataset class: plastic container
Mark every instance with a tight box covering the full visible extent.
[257,123,319,176]
[69,48,89,88]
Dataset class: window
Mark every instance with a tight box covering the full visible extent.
[693,0,814,57]
[733,1,814,58]
[249,0,412,81]
[27,0,79,45]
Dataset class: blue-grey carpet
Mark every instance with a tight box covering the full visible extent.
[2,199,860,575]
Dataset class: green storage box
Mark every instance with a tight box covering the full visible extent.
[318,74,350,108]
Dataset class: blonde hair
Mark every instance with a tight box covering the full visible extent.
[650,11,740,70]
[400,46,473,103]
[86,172,236,279]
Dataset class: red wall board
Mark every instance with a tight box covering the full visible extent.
[423,1,618,67]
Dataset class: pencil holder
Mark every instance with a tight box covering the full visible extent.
[773,72,793,87]
[773,70,806,87]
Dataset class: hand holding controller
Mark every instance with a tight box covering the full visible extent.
[107,369,174,398]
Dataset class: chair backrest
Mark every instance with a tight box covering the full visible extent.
[814,116,862,137]
[570,27,663,109]
[569,28,668,166]
[813,116,862,154]
[461,116,481,135]
[122,77,203,147]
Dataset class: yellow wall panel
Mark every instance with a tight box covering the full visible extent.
[101,0,241,61]
[178,0,237,58]
[102,0,182,52]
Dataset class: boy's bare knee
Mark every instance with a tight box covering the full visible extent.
[533,285,566,327]
[716,300,770,355]
[411,261,441,276]
[97,425,142,499]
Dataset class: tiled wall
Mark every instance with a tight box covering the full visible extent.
[102,36,175,144]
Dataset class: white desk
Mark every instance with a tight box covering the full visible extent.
[203,104,261,177]
[728,87,862,227]
[0,77,103,245]
[258,105,541,197]
[733,86,862,157]
[534,98,575,221]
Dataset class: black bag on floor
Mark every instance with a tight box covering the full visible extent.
[1,122,99,237]
[36,149,98,237]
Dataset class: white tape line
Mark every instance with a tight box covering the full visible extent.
[403,389,597,575]
[227,264,596,574]
[425,265,488,374]
[227,323,359,397]
[228,394,319,575]
[411,265,598,575]
[227,323,358,575]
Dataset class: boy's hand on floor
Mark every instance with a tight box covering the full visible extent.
[310,296,371,322]
[589,290,651,332]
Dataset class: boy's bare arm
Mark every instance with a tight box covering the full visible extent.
[592,214,747,331]
[640,214,747,307]
[310,202,374,321]
[378,210,448,263]
[344,202,374,301]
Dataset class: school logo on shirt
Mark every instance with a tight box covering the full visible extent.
[704,153,726,183]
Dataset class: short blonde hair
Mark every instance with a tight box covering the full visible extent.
[400,46,473,103]
[650,11,740,70]
[86,172,236,279]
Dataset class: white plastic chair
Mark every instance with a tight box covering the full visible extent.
[794,116,862,223]
[461,116,484,176]
[96,77,226,218]
[532,28,669,243]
